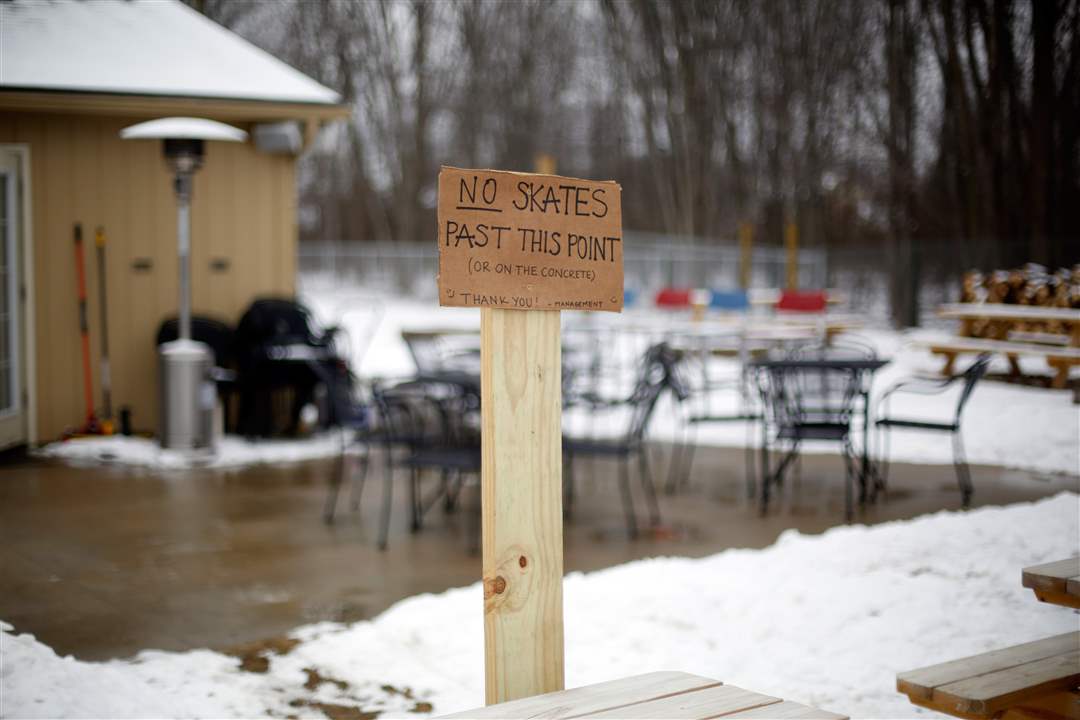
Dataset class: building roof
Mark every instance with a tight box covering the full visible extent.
[0,0,341,106]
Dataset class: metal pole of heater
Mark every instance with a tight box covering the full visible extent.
[175,171,193,341]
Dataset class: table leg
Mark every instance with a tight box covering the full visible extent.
[759,417,771,514]
[860,387,870,504]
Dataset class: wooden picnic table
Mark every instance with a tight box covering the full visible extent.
[439,671,846,719]
[937,303,1080,348]
[1022,557,1080,610]
[898,558,1080,719]
[897,632,1080,719]
[926,303,1080,388]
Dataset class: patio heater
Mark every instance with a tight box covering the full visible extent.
[120,118,247,453]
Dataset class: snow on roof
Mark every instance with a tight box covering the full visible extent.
[0,0,341,105]
[120,117,248,142]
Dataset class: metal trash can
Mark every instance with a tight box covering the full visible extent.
[159,339,215,453]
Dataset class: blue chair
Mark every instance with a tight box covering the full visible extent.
[623,288,639,307]
[709,289,749,312]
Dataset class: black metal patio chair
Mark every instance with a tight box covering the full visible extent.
[873,353,991,507]
[665,338,761,498]
[320,370,373,526]
[562,343,686,539]
[371,377,481,551]
[754,346,872,521]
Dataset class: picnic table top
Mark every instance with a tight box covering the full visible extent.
[439,672,846,719]
[748,357,890,372]
[1022,557,1080,609]
[896,631,1080,719]
[937,303,1080,322]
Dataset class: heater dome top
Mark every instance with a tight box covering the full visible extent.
[120,117,247,142]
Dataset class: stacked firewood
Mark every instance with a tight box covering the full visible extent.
[959,263,1080,338]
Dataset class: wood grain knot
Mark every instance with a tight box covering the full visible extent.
[483,575,508,599]
[484,545,534,613]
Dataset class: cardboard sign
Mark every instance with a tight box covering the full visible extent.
[437,166,623,312]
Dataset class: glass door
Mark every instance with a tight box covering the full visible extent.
[0,149,25,448]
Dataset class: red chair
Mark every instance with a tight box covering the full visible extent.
[654,288,692,309]
[776,289,827,312]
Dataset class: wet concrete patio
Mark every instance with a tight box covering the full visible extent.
[1,445,1075,660]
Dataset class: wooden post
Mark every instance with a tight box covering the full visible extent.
[738,222,753,290]
[784,221,798,290]
[481,307,565,704]
[438,161,618,708]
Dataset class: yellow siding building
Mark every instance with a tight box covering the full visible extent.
[0,1,346,445]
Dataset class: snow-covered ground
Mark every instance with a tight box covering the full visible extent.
[33,432,353,471]
[3,493,1077,719]
[36,284,1078,478]
[13,285,1079,718]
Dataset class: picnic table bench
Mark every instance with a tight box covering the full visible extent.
[898,557,1080,719]
[915,336,1080,388]
[1023,557,1080,610]
[896,632,1080,719]
[441,672,846,719]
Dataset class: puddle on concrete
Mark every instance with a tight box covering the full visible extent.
[2,450,1075,660]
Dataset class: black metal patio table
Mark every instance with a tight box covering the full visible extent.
[749,357,890,518]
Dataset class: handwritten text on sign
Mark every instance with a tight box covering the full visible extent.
[437,166,623,312]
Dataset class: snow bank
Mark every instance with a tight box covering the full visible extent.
[3,493,1077,718]
[34,433,350,471]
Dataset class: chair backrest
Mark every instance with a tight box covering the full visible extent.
[624,343,683,444]
[709,289,749,311]
[755,360,863,431]
[789,339,877,361]
[776,289,827,313]
[372,381,442,450]
[789,344,873,422]
[655,288,692,309]
[954,353,991,424]
[371,383,422,449]
[373,378,479,451]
